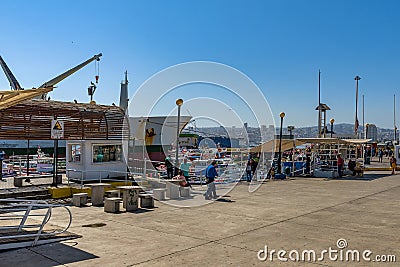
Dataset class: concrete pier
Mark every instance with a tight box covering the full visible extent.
[0,170,399,266]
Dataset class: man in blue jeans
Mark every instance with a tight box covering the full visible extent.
[205,161,218,200]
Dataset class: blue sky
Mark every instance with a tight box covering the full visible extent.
[0,0,399,129]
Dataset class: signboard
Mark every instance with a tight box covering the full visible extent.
[51,119,64,139]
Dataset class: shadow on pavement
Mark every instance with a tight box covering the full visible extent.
[0,242,98,267]
[215,198,235,203]
[336,173,390,181]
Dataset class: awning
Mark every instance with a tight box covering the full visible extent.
[0,88,53,110]
[341,139,372,144]
[0,99,129,140]
[296,138,372,145]
[251,137,375,154]
[296,138,348,144]
[250,139,305,153]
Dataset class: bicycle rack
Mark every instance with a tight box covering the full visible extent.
[0,198,76,250]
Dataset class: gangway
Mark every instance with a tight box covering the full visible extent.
[0,198,79,250]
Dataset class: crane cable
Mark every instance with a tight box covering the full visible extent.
[95,60,100,83]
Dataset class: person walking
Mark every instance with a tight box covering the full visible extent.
[245,159,253,182]
[180,157,192,188]
[204,161,218,200]
[390,155,397,175]
[337,154,344,177]
[378,149,383,163]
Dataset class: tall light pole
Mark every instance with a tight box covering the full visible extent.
[362,94,365,139]
[277,112,285,174]
[175,98,183,175]
[330,118,335,138]
[318,70,321,138]
[394,94,397,144]
[354,76,361,138]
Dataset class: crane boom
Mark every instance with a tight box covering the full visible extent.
[40,53,102,88]
[0,55,23,90]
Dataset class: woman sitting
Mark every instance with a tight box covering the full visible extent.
[173,170,189,187]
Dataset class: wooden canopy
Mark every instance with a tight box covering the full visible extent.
[250,139,305,153]
[0,99,129,140]
[0,88,53,110]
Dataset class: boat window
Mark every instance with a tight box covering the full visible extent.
[69,144,81,162]
[92,144,122,163]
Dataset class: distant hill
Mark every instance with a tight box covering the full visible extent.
[292,123,396,140]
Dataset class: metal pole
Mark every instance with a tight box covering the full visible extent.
[175,99,183,175]
[55,140,59,184]
[362,94,365,139]
[354,76,361,138]
[26,139,30,177]
[277,113,284,174]
[394,94,397,143]
[287,125,295,177]
[330,122,333,138]
[52,140,58,186]
[0,149,5,180]
[318,70,321,138]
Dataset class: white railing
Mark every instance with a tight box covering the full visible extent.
[0,199,72,250]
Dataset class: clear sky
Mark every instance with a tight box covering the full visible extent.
[1,0,399,129]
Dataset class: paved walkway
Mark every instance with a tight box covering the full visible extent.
[0,166,399,266]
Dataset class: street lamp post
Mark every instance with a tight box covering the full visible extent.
[330,118,335,138]
[354,76,361,138]
[277,112,285,174]
[175,98,183,175]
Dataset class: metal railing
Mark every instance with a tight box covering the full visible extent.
[0,199,72,250]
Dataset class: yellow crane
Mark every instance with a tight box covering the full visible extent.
[0,53,102,110]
